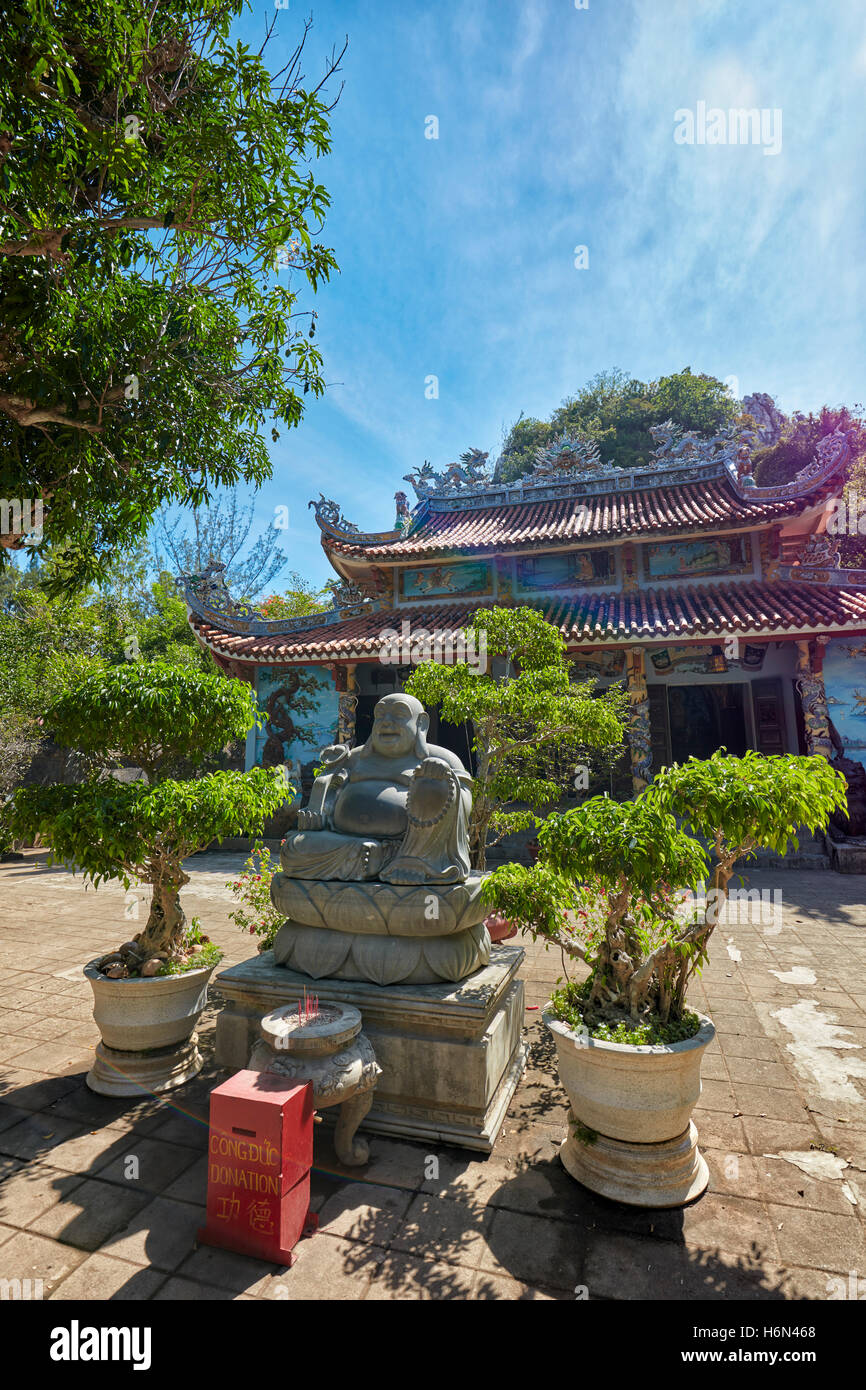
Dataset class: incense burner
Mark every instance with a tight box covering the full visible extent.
[248,1001,381,1166]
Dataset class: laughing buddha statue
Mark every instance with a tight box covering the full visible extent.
[281,693,473,885]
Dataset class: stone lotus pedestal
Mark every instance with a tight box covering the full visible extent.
[248,1002,381,1166]
[215,944,528,1152]
[270,872,490,985]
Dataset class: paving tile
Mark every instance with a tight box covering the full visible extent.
[679,1193,780,1262]
[469,1269,561,1299]
[0,1069,83,1110]
[731,1085,812,1122]
[48,1252,166,1301]
[754,1155,858,1216]
[365,1248,477,1300]
[584,1232,797,1301]
[479,1207,588,1291]
[28,1177,152,1251]
[163,1154,208,1205]
[101,1196,206,1271]
[766,1205,866,1274]
[0,1229,87,1292]
[6,1041,93,1076]
[0,1162,84,1228]
[257,1234,385,1300]
[175,1244,277,1295]
[389,1191,488,1270]
[316,1181,413,1247]
[153,1275,253,1300]
[703,1148,762,1200]
[741,1116,822,1155]
[0,1112,85,1162]
[725,1057,798,1090]
[93,1136,202,1193]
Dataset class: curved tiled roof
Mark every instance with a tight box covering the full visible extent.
[190,581,866,664]
[323,477,803,559]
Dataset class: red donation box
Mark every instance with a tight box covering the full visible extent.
[198,1069,317,1265]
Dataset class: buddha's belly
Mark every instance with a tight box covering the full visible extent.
[332,780,408,839]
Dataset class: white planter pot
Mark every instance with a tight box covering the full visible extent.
[543,1005,715,1207]
[84,959,216,1096]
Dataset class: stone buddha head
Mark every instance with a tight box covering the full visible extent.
[368,693,430,760]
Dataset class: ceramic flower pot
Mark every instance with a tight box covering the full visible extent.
[83,959,217,1096]
[543,1005,715,1208]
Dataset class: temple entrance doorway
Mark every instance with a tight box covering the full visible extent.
[652,682,750,766]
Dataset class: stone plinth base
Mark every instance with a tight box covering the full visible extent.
[829,838,866,874]
[559,1112,708,1208]
[86,1037,203,1097]
[214,946,528,1152]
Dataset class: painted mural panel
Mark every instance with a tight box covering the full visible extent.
[516,549,614,592]
[254,665,340,770]
[822,639,866,767]
[643,534,752,580]
[399,561,492,600]
[649,642,766,675]
[571,649,625,680]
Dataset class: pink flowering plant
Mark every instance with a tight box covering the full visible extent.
[226,845,285,950]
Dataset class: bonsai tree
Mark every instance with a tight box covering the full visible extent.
[482,751,847,1041]
[405,607,626,869]
[6,662,289,973]
[648,750,847,919]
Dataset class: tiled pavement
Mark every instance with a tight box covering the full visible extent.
[0,851,865,1301]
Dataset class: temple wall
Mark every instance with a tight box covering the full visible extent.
[247,664,340,773]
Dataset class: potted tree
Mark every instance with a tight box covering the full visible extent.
[405,606,626,941]
[7,662,289,1095]
[482,751,846,1207]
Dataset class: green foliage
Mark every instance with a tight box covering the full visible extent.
[45,660,258,778]
[552,980,701,1045]
[538,796,708,902]
[259,573,330,618]
[0,0,341,589]
[157,921,223,976]
[499,367,737,480]
[484,751,846,1035]
[7,767,288,889]
[752,405,866,489]
[648,750,848,869]
[405,607,626,867]
[226,844,286,948]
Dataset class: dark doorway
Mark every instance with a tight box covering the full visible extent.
[667,683,748,763]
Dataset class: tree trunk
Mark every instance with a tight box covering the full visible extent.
[138,873,188,959]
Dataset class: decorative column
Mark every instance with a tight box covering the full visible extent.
[795,640,833,759]
[626,646,653,793]
[333,663,359,745]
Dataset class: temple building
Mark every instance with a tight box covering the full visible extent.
[185,422,866,809]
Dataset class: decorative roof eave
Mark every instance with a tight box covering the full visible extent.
[309,491,417,547]
[188,581,866,664]
[403,425,854,509]
[311,427,854,558]
[181,560,380,636]
[777,565,866,587]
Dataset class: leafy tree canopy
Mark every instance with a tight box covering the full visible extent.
[46,658,258,779]
[498,367,737,480]
[405,607,626,868]
[0,0,343,591]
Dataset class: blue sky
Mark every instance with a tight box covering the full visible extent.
[220,0,866,590]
